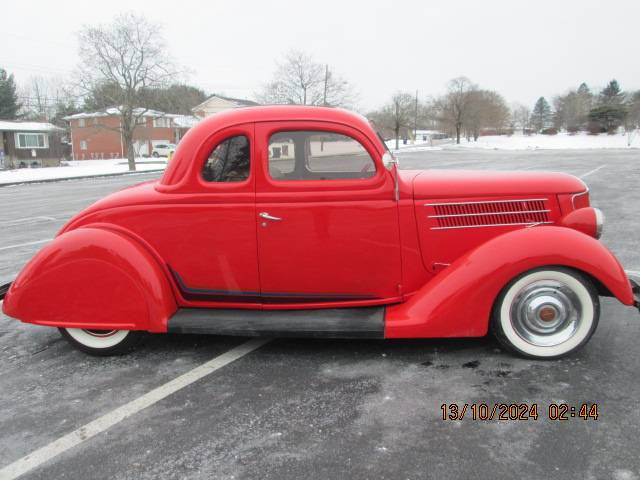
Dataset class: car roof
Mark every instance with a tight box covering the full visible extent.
[160,106,380,187]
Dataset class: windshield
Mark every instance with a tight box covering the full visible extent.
[368,119,391,154]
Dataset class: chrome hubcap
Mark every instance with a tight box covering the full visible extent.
[510,280,581,346]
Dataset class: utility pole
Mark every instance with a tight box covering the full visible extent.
[414,89,418,143]
[321,64,330,152]
[323,64,329,106]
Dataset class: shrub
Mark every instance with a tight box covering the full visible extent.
[541,127,558,135]
[587,121,604,135]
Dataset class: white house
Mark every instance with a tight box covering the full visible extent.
[192,95,259,119]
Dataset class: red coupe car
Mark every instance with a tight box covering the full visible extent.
[2,106,639,359]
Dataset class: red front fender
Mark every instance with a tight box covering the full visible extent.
[2,227,177,332]
[385,226,634,338]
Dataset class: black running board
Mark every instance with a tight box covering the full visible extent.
[168,307,385,339]
[0,282,11,300]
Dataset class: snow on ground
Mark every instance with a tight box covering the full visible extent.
[0,158,167,185]
[451,131,640,150]
[386,131,640,152]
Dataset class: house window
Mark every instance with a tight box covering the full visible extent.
[15,133,48,149]
[80,140,88,150]
[153,117,171,128]
[78,118,85,127]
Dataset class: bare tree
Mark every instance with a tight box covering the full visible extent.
[368,92,415,150]
[625,91,640,146]
[20,76,69,121]
[257,50,356,108]
[433,77,477,144]
[76,12,179,170]
[464,90,510,140]
[511,103,532,134]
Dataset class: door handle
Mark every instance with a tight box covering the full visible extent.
[259,212,282,221]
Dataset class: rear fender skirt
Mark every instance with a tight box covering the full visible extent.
[385,226,634,338]
[1,227,176,332]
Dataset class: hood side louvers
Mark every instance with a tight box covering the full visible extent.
[426,199,552,230]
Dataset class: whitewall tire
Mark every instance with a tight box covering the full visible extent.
[58,328,142,356]
[492,267,600,359]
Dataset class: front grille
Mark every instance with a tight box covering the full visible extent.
[426,199,551,230]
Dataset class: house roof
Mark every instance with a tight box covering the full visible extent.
[170,115,200,128]
[63,107,170,120]
[63,108,200,129]
[0,120,63,132]
[192,94,260,111]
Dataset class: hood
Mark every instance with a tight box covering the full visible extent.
[409,170,587,199]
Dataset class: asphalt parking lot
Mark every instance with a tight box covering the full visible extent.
[1,148,639,480]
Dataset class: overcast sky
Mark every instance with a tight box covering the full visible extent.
[2,0,639,112]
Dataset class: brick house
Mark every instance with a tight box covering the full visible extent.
[192,94,259,119]
[64,108,199,160]
[0,121,66,169]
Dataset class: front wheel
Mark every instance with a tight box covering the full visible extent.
[492,267,600,359]
[58,328,143,356]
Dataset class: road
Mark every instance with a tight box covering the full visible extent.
[0,149,639,480]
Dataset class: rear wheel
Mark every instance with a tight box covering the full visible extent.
[152,151,159,158]
[58,328,142,356]
[492,267,600,359]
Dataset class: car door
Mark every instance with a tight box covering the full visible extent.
[255,121,402,305]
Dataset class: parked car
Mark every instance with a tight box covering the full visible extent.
[2,106,639,358]
[151,143,176,157]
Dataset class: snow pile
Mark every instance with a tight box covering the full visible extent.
[0,158,167,185]
[451,132,639,150]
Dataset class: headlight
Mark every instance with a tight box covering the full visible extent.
[594,208,604,239]
[559,207,603,239]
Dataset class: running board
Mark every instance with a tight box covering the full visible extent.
[0,282,11,300]
[168,307,385,339]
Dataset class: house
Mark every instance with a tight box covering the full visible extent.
[64,108,200,160]
[192,94,259,119]
[413,129,449,142]
[0,121,66,169]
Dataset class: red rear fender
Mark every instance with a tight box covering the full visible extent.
[2,227,177,332]
[385,226,634,338]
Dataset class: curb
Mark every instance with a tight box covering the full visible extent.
[0,168,165,188]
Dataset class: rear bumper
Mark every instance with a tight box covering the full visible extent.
[626,271,640,311]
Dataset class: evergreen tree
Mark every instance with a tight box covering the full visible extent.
[589,80,627,133]
[577,83,591,96]
[0,68,21,119]
[600,79,624,105]
[531,97,552,132]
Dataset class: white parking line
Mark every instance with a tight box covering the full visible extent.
[0,337,270,480]
[580,164,607,179]
[0,239,51,252]
[0,216,56,227]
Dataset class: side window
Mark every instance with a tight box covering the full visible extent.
[202,135,250,183]
[268,133,296,179]
[267,131,376,181]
